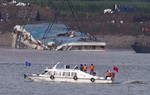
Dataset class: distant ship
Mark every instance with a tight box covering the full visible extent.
[131,35,150,53]
[131,42,150,53]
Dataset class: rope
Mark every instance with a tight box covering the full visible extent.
[66,0,82,32]
[42,0,70,39]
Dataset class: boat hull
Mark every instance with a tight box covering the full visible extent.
[26,75,113,84]
[131,45,150,53]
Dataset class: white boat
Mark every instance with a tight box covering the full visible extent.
[24,62,115,84]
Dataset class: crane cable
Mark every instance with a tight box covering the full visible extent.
[66,0,93,37]
[42,0,70,39]
[66,0,82,32]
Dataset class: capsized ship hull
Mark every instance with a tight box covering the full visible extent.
[12,23,106,51]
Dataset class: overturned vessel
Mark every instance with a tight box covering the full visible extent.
[12,23,106,51]
[24,62,115,83]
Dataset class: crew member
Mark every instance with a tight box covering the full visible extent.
[80,64,83,71]
[83,64,87,72]
[105,71,111,79]
[90,64,95,75]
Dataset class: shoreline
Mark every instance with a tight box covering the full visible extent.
[96,35,136,49]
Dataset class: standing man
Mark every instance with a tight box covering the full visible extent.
[80,64,83,71]
[83,64,87,72]
[90,64,95,75]
[105,71,112,79]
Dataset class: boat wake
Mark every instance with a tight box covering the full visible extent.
[122,80,146,84]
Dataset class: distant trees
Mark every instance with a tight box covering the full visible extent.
[74,0,150,1]
[16,0,150,14]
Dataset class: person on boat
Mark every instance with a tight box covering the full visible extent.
[111,72,115,78]
[90,64,95,75]
[105,71,112,79]
[83,64,87,72]
[75,66,78,69]
[80,64,83,71]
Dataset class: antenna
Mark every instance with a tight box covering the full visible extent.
[52,62,60,69]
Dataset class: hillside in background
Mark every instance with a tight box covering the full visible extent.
[0,1,150,49]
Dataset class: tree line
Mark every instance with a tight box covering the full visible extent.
[16,0,150,14]
[54,0,150,2]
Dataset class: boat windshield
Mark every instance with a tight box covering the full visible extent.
[42,70,48,75]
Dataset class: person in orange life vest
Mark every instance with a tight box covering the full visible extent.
[90,64,95,75]
[83,64,87,72]
[105,71,112,79]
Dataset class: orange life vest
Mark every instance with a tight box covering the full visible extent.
[83,65,87,71]
[107,71,111,76]
[90,65,94,70]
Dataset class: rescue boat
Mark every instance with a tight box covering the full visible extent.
[24,62,115,84]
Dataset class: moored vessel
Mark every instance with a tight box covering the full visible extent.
[131,35,150,53]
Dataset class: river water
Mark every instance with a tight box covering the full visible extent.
[0,48,149,95]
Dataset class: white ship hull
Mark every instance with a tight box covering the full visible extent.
[26,74,113,84]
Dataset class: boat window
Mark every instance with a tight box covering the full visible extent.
[75,73,77,76]
[64,65,70,69]
[63,72,65,76]
[78,46,82,50]
[65,72,70,76]
[101,46,105,49]
[62,72,71,77]
[52,71,56,75]
[55,71,59,76]
[59,72,61,76]
[84,46,93,50]
[70,46,78,50]
[53,71,60,76]
[92,46,96,49]
[71,72,76,76]
[71,72,73,76]
[66,65,70,69]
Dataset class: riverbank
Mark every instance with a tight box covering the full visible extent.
[0,32,12,48]
[96,35,136,49]
[0,4,148,50]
